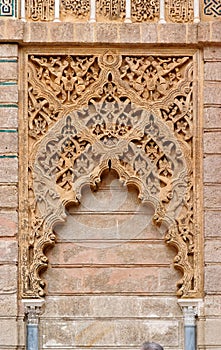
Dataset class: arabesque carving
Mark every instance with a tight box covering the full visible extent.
[21,50,201,299]
[131,0,159,22]
[60,0,90,20]
[165,0,194,23]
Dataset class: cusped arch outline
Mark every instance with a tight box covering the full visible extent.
[29,100,192,298]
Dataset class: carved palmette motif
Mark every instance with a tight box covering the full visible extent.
[131,0,159,22]
[22,50,200,299]
[165,0,194,23]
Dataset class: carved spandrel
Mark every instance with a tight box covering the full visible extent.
[22,51,201,299]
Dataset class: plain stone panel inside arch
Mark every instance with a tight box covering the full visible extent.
[44,169,179,296]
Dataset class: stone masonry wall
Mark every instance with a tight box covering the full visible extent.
[0,19,220,350]
[0,44,19,350]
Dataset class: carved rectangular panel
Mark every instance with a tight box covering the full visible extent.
[19,48,203,300]
[165,0,194,23]
[203,0,221,20]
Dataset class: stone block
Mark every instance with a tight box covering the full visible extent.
[204,132,221,154]
[205,239,221,263]
[24,22,49,43]
[0,265,17,293]
[211,21,221,43]
[158,24,186,44]
[0,240,18,262]
[0,107,18,128]
[0,132,17,153]
[204,319,221,345]
[205,211,221,237]
[198,22,210,43]
[204,82,221,105]
[48,241,174,265]
[0,294,17,316]
[204,155,221,183]
[204,185,221,208]
[50,23,74,43]
[75,23,94,43]
[0,62,17,81]
[204,107,221,129]
[119,23,141,43]
[204,62,221,81]
[0,85,18,103]
[5,20,23,41]
[204,295,221,316]
[186,24,198,44]
[205,265,221,292]
[204,47,221,61]
[140,23,158,43]
[45,266,177,294]
[0,157,18,183]
[95,23,119,43]
[0,186,18,208]
[0,319,18,345]
[0,44,18,58]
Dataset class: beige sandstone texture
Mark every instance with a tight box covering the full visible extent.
[0,12,220,350]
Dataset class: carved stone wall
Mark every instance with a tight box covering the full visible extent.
[19,48,202,301]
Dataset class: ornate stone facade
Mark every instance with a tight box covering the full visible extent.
[19,49,202,300]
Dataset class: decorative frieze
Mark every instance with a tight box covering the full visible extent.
[20,49,202,299]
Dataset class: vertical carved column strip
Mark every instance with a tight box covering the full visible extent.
[89,0,96,22]
[159,0,166,23]
[22,300,45,350]
[125,0,131,23]
[178,299,203,350]
[193,0,200,23]
[20,0,26,21]
[54,0,60,21]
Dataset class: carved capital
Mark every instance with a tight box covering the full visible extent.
[178,299,204,326]
[22,299,45,325]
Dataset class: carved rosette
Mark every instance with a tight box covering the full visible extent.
[21,50,201,299]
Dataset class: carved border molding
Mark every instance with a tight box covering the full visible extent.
[19,48,203,299]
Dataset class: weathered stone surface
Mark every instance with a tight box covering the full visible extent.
[204,295,221,316]
[0,62,17,80]
[204,155,221,182]
[205,240,221,263]
[204,185,221,208]
[50,23,74,42]
[0,132,17,153]
[204,319,221,344]
[204,107,221,128]
[0,44,18,58]
[75,23,94,43]
[158,24,186,43]
[0,294,17,316]
[44,295,181,318]
[211,21,221,43]
[204,132,221,154]
[95,23,119,43]
[0,158,18,183]
[0,319,18,345]
[24,22,49,43]
[204,62,221,81]
[48,241,173,265]
[205,265,221,292]
[119,24,140,43]
[204,47,221,61]
[0,186,17,208]
[0,107,18,128]
[45,266,178,294]
[0,240,17,262]
[205,211,221,237]
[0,265,17,293]
[198,22,210,43]
[140,24,158,43]
[0,85,18,103]
[204,82,221,105]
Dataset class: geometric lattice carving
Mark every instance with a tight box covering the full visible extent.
[165,0,194,23]
[204,0,221,17]
[20,49,201,299]
[0,0,16,16]
[131,0,159,22]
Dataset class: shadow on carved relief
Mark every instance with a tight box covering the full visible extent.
[21,50,201,299]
